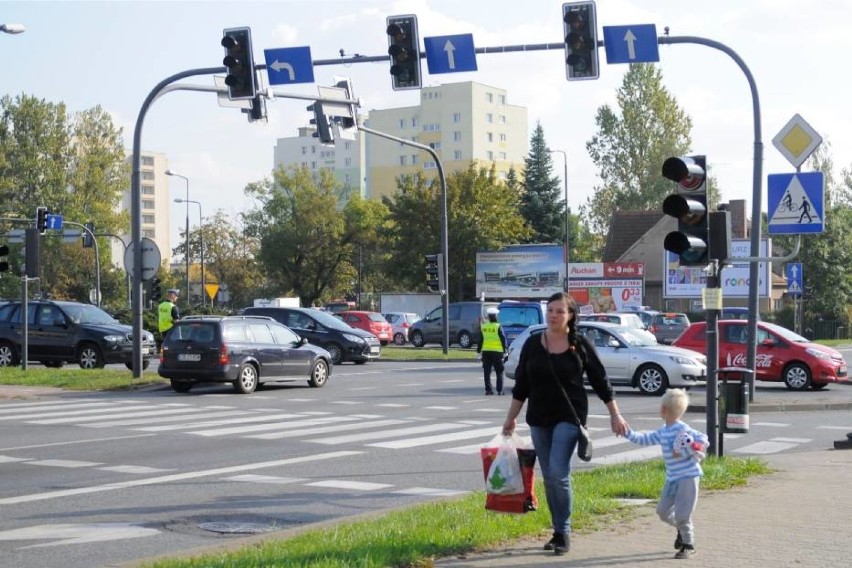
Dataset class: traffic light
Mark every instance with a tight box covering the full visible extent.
[83,222,95,248]
[245,94,267,123]
[150,278,162,304]
[709,210,732,264]
[334,78,357,130]
[221,27,257,100]
[424,253,444,293]
[35,206,48,235]
[662,155,709,266]
[0,244,8,273]
[307,102,334,145]
[386,15,421,90]
[562,1,599,81]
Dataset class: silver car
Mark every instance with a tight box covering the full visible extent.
[504,322,707,396]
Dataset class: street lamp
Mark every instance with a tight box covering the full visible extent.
[174,198,205,308]
[548,149,571,292]
[0,23,25,34]
[165,169,190,306]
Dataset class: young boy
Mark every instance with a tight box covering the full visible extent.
[625,388,708,559]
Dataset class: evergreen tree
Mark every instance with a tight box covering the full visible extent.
[520,123,564,244]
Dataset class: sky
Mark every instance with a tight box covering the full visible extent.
[3,0,851,252]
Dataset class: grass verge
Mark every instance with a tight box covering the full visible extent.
[379,346,476,361]
[144,456,771,568]
[0,367,166,391]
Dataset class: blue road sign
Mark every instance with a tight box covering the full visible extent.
[263,46,314,85]
[45,214,63,231]
[603,24,659,64]
[424,34,477,74]
[767,172,825,234]
[786,262,803,297]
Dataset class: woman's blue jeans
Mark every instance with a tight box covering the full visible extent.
[530,421,580,535]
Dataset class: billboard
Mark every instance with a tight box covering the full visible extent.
[476,244,564,299]
[663,239,771,298]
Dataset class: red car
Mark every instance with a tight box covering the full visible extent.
[336,311,393,345]
[674,320,848,391]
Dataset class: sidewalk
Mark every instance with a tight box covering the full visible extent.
[435,449,852,568]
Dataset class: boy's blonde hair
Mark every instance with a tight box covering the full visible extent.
[661,388,689,419]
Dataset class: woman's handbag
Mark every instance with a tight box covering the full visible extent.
[543,334,593,462]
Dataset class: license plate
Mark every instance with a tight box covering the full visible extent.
[840,365,847,376]
[178,353,201,362]
[142,348,150,355]
[370,347,380,354]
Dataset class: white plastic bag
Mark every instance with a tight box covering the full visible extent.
[483,433,526,495]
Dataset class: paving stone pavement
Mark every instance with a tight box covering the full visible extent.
[435,449,852,568]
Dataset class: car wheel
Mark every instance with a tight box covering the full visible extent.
[635,364,669,396]
[170,380,193,393]
[458,331,472,349]
[233,363,258,394]
[323,343,343,365]
[43,360,66,368]
[393,332,406,346]
[308,359,329,387]
[124,360,150,371]
[410,330,425,348]
[77,343,105,369]
[783,363,811,391]
[0,341,20,367]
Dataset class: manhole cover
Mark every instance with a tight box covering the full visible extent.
[198,522,278,535]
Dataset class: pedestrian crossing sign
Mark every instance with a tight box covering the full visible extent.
[767,172,824,234]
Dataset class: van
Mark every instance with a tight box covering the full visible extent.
[496,300,547,344]
[408,301,498,348]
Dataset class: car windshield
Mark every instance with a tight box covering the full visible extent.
[367,313,386,322]
[761,322,809,343]
[617,327,658,346]
[309,309,355,331]
[61,304,119,325]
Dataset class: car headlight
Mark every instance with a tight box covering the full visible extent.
[103,335,124,343]
[343,333,365,343]
[805,347,830,360]
[670,355,701,366]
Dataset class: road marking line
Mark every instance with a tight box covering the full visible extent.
[0,451,361,505]
[224,475,306,484]
[188,415,361,437]
[99,465,174,474]
[0,404,157,422]
[732,441,799,454]
[369,426,500,449]
[424,406,457,410]
[375,403,410,407]
[771,437,811,443]
[25,459,104,468]
[393,487,469,496]
[0,433,156,452]
[247,419,409,440]
[751,422,789,427]
[816,425,852,430]
[0,455,29,463]
[32,407,215,425]
[83,410,246,428]
[135,412,303,432]
[306,480,394,491]
[314,423,466,445]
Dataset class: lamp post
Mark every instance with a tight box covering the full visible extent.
[165,170,190,306]
[175,198,204,308]
[548,149,570,292]
[0,23,26,34]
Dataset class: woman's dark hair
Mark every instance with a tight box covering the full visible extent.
[546,292,579,351]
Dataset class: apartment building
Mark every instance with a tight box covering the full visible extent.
[272,81,528,202]
[115,151,171,268]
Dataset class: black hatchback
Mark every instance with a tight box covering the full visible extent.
[157,315,332,394]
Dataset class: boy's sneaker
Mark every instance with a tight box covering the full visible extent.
[544,532,569,555]
[675,544,695,559]
[674,530,683,549]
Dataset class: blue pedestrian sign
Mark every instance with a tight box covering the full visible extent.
[602,24,659,63]
[263,46,314,85]
[424,34,477,74]
[786,262,803,297]
[767,172,825,234]
[45,214,63,231]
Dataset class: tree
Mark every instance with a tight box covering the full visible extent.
[584,64,719,236]
[520,123,563,244]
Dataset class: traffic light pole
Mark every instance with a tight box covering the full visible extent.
[705,260,721,457]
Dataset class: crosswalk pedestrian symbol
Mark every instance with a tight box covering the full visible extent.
[767,172,825,234]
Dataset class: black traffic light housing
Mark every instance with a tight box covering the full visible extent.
[424,253,444,293]
[83,221,95,248]
[386,15,422,90]
[221,27,257,101]
[0,244,9,273]
[562,1,599,81]
[662,155,709,266]
[35,206,48,235]
[307,102,335,145]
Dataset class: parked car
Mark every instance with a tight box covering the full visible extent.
[158,315,332,394]
[578,312,657,342]
[0,300,156,369]
[628,308,661,329]
[335,310,393,345]
[504,322,707,396]
[496,300,546,344]
[720,307,756,320]
[382,311,421,345]
[673,320,848,390]
[242,306,380,365]
[408,301,499,349]
[649,312,690,344]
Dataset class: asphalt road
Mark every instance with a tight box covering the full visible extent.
[1,360,850,568]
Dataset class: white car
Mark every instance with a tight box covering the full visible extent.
[578,312,657,343]
[382,312,422,345]
[504,322,707,396]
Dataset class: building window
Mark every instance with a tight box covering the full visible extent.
[399,155,407,166]
[411,154,418,165]
[301,161,308,168]
[424,161,437,170]
[486,92,493,103]
[344,141,351,150]
[428,141,442,150]
[141,156,154,167]
[399,119,405,130]
[454,150,462,160]
[142,214,155,224]
[499,152,507,160]
[141,171,154,180]
[499,115,507,124]
[453,112,461,123]
[143,229,155,238]
[345,173,351,183]
[142,200,154,210]
[311,161,316,169]
[498,94,506,105]
[486,113,493,123]
[487,132,494,142]
[453,131,462,142]
[411,117,418,127]
[311,146,316,154]
[499,133,507,142]
[141,185,154,195]
[345,157,352,166]
[487,151,494,160]
[301,146,307,154]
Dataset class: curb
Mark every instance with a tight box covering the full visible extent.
[689,400,852,413]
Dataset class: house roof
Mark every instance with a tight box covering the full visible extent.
[602,210,664,262]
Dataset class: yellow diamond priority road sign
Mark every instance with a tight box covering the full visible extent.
[772,113,822,169]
